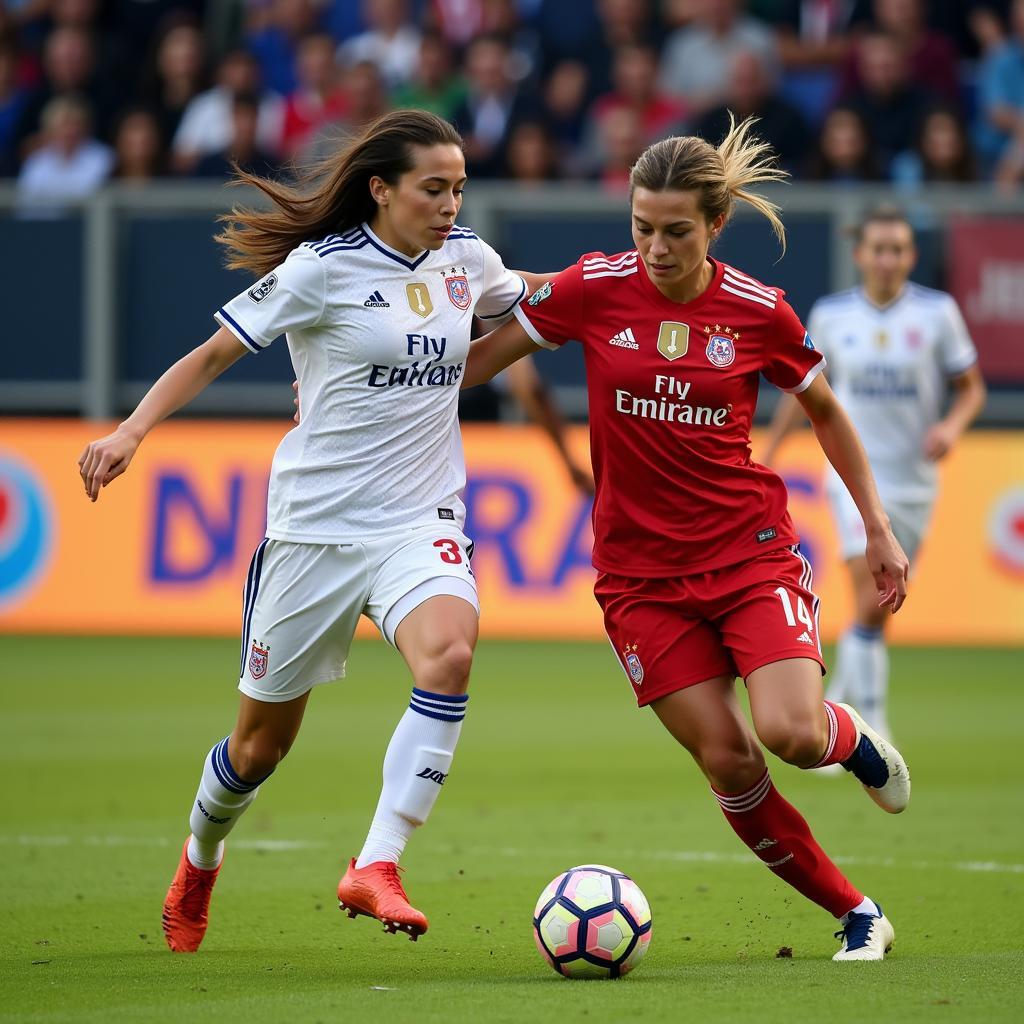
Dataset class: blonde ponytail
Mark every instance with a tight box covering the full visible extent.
[629,113,788,253]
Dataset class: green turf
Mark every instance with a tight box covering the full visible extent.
[1,638,1021,1023]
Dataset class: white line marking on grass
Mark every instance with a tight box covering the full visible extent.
[4,836,1022,875]
[1,835,325,852]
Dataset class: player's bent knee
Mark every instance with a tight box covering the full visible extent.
[417,639,474,694]
[229,733,290,782]
[699,745,765,793]
[758,722,825,767]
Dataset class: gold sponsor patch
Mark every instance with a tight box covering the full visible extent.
[657,321,689,361]
[406,282,433,318]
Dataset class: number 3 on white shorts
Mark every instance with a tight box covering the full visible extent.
[433,538,463,565]
[774,586,814,632]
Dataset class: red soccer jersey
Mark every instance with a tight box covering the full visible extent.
[514,251,826,577]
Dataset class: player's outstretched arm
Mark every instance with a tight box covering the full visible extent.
[796,373,910,612]
[463,317,537,389]
[78,327,248,502]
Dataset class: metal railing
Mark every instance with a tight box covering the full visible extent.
[1,181,1022,423]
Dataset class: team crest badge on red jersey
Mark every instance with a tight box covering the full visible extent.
[249,641,269,679]
[445,274,472,310]
[622,642,643,686]
[704,324,738,367]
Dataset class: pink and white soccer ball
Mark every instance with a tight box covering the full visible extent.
[533,864,652,979]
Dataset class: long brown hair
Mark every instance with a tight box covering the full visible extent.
[216,110,463,276]
[629,113,789,252]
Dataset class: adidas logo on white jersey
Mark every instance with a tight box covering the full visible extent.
[608,327,639,350]
[364,290,390,308]
[797,630,814,644]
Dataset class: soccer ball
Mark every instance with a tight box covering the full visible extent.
[532,864,652,979]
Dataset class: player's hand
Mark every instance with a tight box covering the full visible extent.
[567,459,595,497]
[923,421,957,461]
[78,426,142,502]
[866,528,909,614]
[292,379,300,424]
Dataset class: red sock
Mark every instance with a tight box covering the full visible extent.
[813,700,858,767]
[713,770,862,918]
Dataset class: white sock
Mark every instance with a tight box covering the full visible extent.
[842,896,881,921]
[355,688,468,868]
[843,625,889,735]
[186,737,270,870]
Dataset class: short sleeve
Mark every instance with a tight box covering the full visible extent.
[938,295,978,377]
[762,297,827,393]
[512,261,585,350]
[474,239,527,323]
[214,247,326,353]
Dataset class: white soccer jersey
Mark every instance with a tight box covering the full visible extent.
[215,222,526,542]
[808,283,978,503]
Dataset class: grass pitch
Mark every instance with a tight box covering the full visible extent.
[1,637,1022,1023]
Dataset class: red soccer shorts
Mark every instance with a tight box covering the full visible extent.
[595,545,826,707]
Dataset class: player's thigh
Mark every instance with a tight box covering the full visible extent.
[594,572,735,708]
[364,525,480,688]
[238,539,367,703]
[714,545,826,681]
[745,656,828,763]
[886,499,932,565]
[650,675,765,791]
[827,484,869,562]
[846,554,890,628]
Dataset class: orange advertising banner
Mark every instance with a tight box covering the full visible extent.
[0,420,1021,644]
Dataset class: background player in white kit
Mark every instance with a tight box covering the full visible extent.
[78,110,550,951]
[764,207,986,741]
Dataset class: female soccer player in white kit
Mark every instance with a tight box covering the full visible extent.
[78,110,547,951]
[764,207,986,739]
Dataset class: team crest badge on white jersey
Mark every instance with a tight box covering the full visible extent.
[445,274,471,309]
[248,274,278,303]
[249,641,269,679]
[406,282,433,317]
[705,333,736,367]
[657,321,689,361]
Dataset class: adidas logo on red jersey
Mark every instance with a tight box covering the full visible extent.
[608,327,639,350]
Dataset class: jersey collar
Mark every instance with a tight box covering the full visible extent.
[636,255,726,312]
[858,284,909,313]
[361,222,432,271]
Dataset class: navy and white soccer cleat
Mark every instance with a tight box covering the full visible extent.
[832,904,895,961]
[838,703,911,814]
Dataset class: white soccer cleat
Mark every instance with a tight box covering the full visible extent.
[814,762,845,778]
[838,703,911,814]
[832,906,895,961]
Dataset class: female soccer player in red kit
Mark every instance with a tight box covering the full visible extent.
[465,117,912,961]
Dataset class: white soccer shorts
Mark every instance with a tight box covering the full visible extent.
[827,485,933,564]
[237,524,478,702]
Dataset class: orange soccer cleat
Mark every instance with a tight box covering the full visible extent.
[337,858,428,941]
[161,839,222,953]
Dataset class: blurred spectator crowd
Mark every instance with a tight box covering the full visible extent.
[3,0,1024,211]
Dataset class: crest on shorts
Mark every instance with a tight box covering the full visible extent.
[248,641,269,679]
[657,321,689,361]
[622,642,643,686]
[445,272,472,310]
[406,282,433,318]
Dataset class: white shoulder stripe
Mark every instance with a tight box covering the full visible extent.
[583,252,637,270]
[721,282,777,309]
[723,265,777,296]
[582,267,639,280]
[723,268,776,300]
